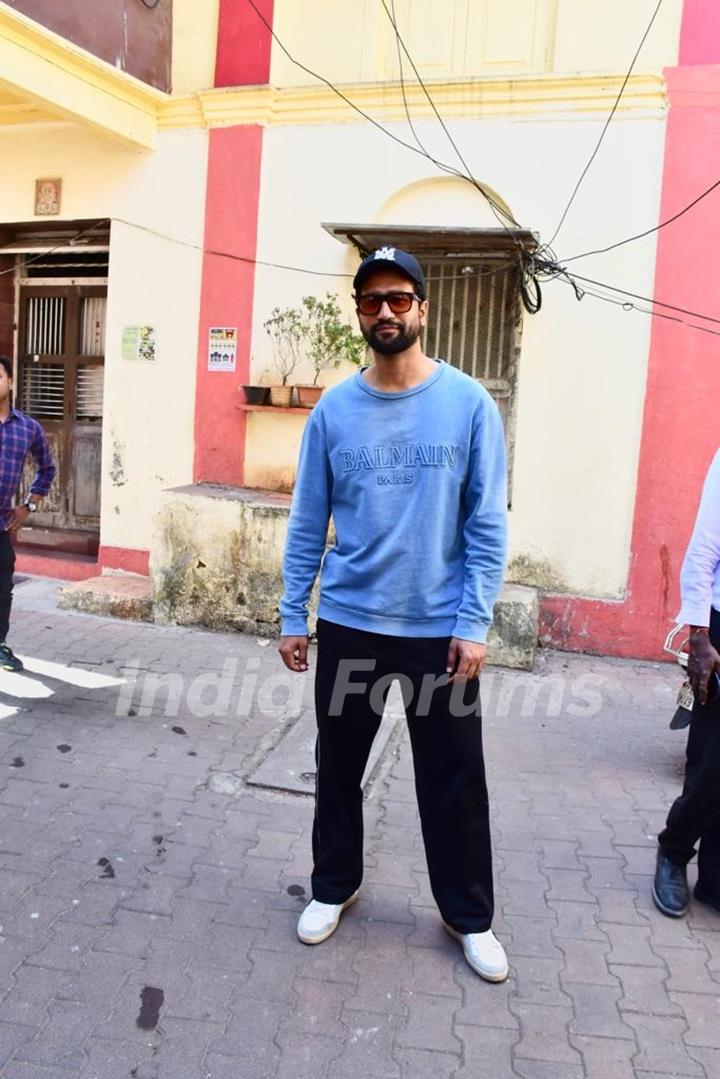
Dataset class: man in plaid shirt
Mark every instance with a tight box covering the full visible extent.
[0,357,56,671]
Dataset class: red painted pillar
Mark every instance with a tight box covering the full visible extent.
[192,0,275,484]
[540,0,720,658]
[215,0,275,87]
[193,125,264,485]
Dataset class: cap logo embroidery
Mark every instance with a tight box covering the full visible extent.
[374,246,396,261]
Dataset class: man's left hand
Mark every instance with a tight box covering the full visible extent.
[446,637,487,684]
[7,506,30,534]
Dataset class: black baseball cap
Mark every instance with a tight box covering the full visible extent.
[353,246,426,300]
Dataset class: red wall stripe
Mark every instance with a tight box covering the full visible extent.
[679,0,720,66]
[193,125,264,486]
[215,0,275,88]
[540,63,720,659]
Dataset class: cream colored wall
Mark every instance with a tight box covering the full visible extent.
[270,0,682,87]
[249,110,666,598]
[172,0,219,94]
[0,124,208,553]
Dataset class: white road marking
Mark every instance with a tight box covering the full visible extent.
[0,672,53,698]
[16,657,124,689]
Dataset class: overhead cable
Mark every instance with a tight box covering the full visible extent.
[545,0,664,249]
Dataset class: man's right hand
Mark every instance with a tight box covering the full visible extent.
[688,627,720,706]
[278,635,309,673]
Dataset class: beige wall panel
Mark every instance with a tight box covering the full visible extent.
[0,125,208,553]
[172,0,220,94]
[271,0,681,87]
[250,112,667,597]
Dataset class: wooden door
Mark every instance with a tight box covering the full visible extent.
[17,286,105,535]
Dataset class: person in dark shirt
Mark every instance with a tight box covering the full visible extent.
[0,357,56,671]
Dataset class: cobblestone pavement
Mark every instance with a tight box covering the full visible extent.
[0,579,717,1078]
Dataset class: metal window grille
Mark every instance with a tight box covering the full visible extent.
[24,296,65,356]
[420,260,520,428]
[76,365,104,421]
[20,363,65,419]
[79,297,107,356]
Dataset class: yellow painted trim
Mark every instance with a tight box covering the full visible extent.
[160,72,666,131]
[0,2,167,148]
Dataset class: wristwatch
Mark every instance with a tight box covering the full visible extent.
[23,500,38,514]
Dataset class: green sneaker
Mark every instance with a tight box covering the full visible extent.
[0,645,23,672]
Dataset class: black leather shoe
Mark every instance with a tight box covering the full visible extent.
[652,851,689,917]
[694,880,720,912]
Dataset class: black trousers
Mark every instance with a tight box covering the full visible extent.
[0,531,15,644]
[311,618,494,933]
[659,607,720,878]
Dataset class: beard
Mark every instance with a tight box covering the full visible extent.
[362,320,422,356]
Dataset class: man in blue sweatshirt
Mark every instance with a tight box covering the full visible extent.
[278,247,509,982]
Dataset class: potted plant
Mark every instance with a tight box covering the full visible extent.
[295,294,366,408]
[241,363,270,406]
[263,306,303,406]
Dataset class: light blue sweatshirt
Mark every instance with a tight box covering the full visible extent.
[279,360,508,643]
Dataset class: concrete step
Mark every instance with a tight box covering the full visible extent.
[57,573,153,621]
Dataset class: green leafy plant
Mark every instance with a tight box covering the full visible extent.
[301,294,366,385]
[263,294,366,387]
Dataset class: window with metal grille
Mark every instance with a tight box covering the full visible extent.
[76,365,103,421]
[25,296,65,356]
[20,363,65,420]
[79,296,107,356]
[420,259,520,430]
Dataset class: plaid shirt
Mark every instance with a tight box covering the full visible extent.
[0,409,56,530]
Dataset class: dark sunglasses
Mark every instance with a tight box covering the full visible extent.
[355,290,421,316]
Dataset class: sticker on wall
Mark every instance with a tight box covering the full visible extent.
[208,327,237,372]
[35,178,62,216]
[122,325,157,362]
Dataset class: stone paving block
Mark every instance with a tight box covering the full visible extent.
[280,975,346,1040]
[23,923,97,973]
[570,1033,639,1079]
[612,962,683,1017]
[57,883,125,928]
[511,954,571,1007]
[510,1002,583,1066]
[0,894,73,943]
[332,1010,402,1078]
[498,881,552,920]
[0,964,75,1025]
[0,1020,38,1069]
[365,854,422,892]
[274,1030,345,1079]
[78,1035,151,1079]
[154,1017,226,1079]
[592,887,649,927]
[687,1046,720,1078]
[544,867,595,904]
[230,857,287,895]
[670,990,720,1048]
[656,943,718,994]
[394,1047,459,1079]
[14,1000,97,1070]
[496,850,547,884]
[575,829,624,859]
[453,972,519,1029]
[625,1013,704,1075]
[548,899,605,941]
[535,839,583,870]
[513,1061,585,1079]
[600,922,664,967]
[118,874,187,918]
[556,937,618,986]
[401,943,462,998]
[394,989,460,1054]
[582,856,635,892]
[357,884,416,926]
[0,1063,80,1079]
[452,1024,517,1078]
[565,982,635,1040]
[94,909,167,958]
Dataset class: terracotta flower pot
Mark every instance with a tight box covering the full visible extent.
[242,385,270,405]
[269,385,293,407]
[295,385,324,408]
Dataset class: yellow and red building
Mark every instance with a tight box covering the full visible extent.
[0,0,717,660]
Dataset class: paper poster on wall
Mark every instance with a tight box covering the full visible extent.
[122,325,157,362]
[208,327,237,372]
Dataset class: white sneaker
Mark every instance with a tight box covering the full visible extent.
[297,891,359,945]
[444,924,509,982]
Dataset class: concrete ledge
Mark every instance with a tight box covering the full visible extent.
[150,484,539,669]
[57,574,153,621]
